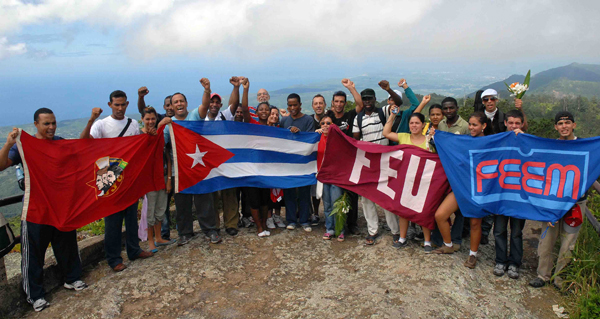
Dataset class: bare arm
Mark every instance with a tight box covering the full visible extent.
[198,78,211,119]
[80,108,103,139]
[137,87,149,114]
[515,99,529,131]
[342,78,363,113]
[379,80,402,106]
[241,77,252,123]
[228,76,241,114]
[0,128,18,171]
[413,94,431,114]
[382,107,399,142]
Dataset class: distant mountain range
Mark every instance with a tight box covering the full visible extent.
[469,63,600,98]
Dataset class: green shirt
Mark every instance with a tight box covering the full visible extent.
[438,116,469,135]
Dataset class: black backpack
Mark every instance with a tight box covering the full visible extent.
[356,107,387,139]
[0,212,17,258]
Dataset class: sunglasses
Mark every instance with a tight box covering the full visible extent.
[320,121,332,125]
[482,97,498,102]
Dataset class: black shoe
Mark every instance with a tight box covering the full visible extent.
[177,235,191,246]
[347,225,360,235]
[226,228,239,237]
[480,235,489,245]
[529,277,547,288]
[393,239,409,249]
[209,232,222,244]
[310,215,320,226]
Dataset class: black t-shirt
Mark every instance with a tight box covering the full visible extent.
[330,109,357,137]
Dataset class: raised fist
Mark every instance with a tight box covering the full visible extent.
[398,78,407,89]
[378,80,390,91]
[200,78,211,91]
[230,76,240,87]
[138,87,149,97]
[423,94,431,103]
[90,108,103,121]
[241,77,249,89]
[6,127,18,146]
[341,78,354,89]
[514,98,523,109]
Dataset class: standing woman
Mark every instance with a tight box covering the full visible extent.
[317,115,346,241]
[431,112,492,269]
[265,105,287,228]
[140,107,174,252]
[423,104,443,135]
[383,111,433,252]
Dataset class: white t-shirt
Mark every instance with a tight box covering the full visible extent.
[90,116,140,139]
[205,106,235,121]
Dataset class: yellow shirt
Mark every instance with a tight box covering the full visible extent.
[397,133,428,150]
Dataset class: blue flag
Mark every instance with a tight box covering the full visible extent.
[435,131,600,222]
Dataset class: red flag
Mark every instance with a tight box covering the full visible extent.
[317,125,450,230]
[17,128,165,232]
[170,122,234,192]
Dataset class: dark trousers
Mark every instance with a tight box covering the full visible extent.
[21,221,82,303]
[345,190,359,229]
[174,193,217,237]
[482,215,494,237]
[238,188,251,218]
[494,215,525,266]
[104,203,142,268]
[161,179,175,239]
[432,209,465,246]
[284,186,311,225]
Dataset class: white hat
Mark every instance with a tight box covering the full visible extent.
[481,89,498,98]
[388,89,403,99]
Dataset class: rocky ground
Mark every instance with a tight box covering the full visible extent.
[11,207,566,319]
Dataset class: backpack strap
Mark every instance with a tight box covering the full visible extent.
[219,112,226,121]
[118,118,133,137]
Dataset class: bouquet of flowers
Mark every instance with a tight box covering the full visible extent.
[505,70,531,99]
[331,192,351,236]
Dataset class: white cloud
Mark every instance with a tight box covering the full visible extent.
[0,37,26,59]
[1,0,600,62]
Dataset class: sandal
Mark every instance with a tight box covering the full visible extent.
[337,233,345,242]
[365,233,380,245]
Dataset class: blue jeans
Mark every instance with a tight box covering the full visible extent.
[494,215,525,266]
[432,209,464,246]
[323,184,343,234]
[284,186,311,225]
[104,203,142,268]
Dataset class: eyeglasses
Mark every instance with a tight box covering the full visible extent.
[320,121,332,125]
[257,93,268,96]
[482,97,498,102]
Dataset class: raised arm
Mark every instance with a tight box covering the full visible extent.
[198,78,211,119]
[80,108,103,139]
[515,98,529,131]
[379,80,402,106]
[382,106,399,142]
[228,76,241,114]
[413,94,431,114]
[137,87,149,114]
[241,77,252,123]
[0,128,18,171]
[399,79,420,110]
[342,78,363,113]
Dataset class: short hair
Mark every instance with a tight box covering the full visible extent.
[555,111,575,124]
[312,94,325,103]
[141,106,157,119]
[441,97,458,107]
[428,104,442,115]
[410,112,425,123]
[171,92,187,102]
[109,90,127,103]
[164,95,172,105]
[257,101,271,112]
[505,110,524,122]
[332,91,347,103]
[320,114,333,124]
[287,93,301,103]
[33,108,54,122]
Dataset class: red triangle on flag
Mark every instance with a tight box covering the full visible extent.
[171,122,234,192]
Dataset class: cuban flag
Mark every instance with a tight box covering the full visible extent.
[169,121,319,194]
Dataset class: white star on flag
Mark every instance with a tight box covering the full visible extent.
[187,145,208,168]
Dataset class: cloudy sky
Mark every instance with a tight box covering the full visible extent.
[1,0,599,125]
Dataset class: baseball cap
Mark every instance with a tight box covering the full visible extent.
[554,111,575,124]
[388,89,403,100]
[563,204,583,234]
[481,89,498,98]
[361,88,376,99]
[210,93,222,102]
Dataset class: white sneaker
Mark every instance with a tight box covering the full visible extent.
[258,230,269,237]
[265,230,271,236]
[33,298,50,312]
[302,225,312,232]
[273,215,286,228]
[64,280,88,291]
[266,218,276,229]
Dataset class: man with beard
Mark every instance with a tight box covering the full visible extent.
[0,108,89,312]
[352,84,400,246]
[280,93,315,232]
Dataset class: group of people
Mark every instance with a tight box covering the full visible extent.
[0,76,595,313]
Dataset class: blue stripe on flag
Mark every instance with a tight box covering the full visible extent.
[180,174,317,194]
[174,120,320,144]
[226,149,317,164]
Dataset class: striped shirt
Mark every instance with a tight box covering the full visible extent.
[352,112,389,145]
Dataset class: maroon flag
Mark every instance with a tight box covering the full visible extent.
[317,125,450,229]
[17,128,165,232]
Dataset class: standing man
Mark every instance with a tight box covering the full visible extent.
[199,77,243,236]
[0,109,88,312]
[80,91,154,272]
[309,94,327,225]
[137,86,174,121]
[530,111,600,288]
[280,93,315,232]
[352,83,400,246]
